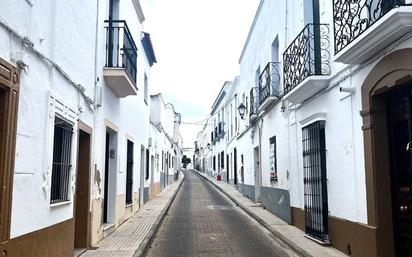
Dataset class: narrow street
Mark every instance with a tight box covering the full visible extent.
[145,170,300,257]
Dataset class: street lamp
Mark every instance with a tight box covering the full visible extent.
[238,103,246,120]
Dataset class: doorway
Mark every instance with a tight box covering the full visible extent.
[103,128,117,224]
[0,59,19,244]
[150,155,154,197]
[253,147,261,203]
[74,126,91,253]
[139,146,145,206]
[226,154,229,182]
[233,148,238,185]
[302,121,329,242]
[387,87,412,256]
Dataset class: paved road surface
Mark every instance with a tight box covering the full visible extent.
[145,170,300,257]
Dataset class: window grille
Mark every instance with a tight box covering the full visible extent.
[126,140,133,204]
[50,117,73,204]
[302,121,329,242]
[145,149,149,180]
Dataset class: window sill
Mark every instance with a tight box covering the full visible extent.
[125,203,133,208]
[50,200,72,208]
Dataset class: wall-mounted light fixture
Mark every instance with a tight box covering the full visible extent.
[238,103,246,120]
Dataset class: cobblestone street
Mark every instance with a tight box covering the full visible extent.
[145,171,300,257]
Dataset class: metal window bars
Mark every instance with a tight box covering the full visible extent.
[302,121,329,242]
[126,140,134,205]
[283,24,331,95]
[50,117,73,204]
[105,20,138,84]
[259,62,282,105]
[333,0,411,54]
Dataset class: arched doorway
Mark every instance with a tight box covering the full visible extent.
[361,48,412,257]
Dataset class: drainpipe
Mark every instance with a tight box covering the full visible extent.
[93,0,100,211]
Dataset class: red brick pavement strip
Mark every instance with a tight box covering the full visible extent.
[194,170,348,257]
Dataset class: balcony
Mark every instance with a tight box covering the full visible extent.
[259,62,281,110]
[334,0,412,64]
[103,20,138,98]
[249,87,259,121]
[283,24,331,104]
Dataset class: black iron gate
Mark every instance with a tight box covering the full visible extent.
[302,121,329,242]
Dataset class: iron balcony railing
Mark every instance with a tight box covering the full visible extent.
[283,23,331,94]
[250,87,259,118]
[105,20,138,84]
[259,62,282,105]
[333,0,411,54]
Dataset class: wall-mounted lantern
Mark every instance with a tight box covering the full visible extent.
[238,103,246,120]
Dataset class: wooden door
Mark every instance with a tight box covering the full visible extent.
[74,128,91,249]
[0,58,19,245]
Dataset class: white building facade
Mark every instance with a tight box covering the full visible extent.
[195,1,412,256]
[0,0,182,256]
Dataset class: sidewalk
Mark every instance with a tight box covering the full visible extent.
[81,174,184,257]
[195,170,348,257]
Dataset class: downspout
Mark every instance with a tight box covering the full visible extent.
[93,0,100,205]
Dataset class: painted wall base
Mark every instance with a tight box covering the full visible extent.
[261,187,291,224]
[3,219,74,257]
[291,207,378,257]
[238,183,255,202]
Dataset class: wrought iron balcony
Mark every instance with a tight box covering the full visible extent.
[283,24,331,103]
[259,62,281,110]
[250,87,259,121]
[103,20,138,97]
[333,0,412,64]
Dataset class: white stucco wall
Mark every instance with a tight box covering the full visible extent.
[0,0,96,238]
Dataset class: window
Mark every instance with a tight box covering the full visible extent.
[221,151,224,169]
[162,151,164,171]
[126,140,134,204]
[145,149,149,180]
[213,156,216,171]
[269,136,278,182]
[255,67,260,87]
[271,36,279,63]
[302,121,328,240]
[50,117,73,204]
[144,73,148,103]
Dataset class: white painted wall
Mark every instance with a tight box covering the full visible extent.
[0,0,96,238]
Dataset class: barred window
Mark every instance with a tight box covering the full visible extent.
[50,117,73,204]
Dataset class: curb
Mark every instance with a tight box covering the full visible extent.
[133,172,186,257]
[193,170,313,257]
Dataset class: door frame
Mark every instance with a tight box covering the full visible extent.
[253,146,261,203]
[233,148,238,185]
[0,58,19,243]
[360,48,412,257]
[74,121,92,249]
[103,121,119,224]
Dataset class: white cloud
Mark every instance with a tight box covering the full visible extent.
[141,0,260,148]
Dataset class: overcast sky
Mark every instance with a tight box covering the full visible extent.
[140,0,260,148]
